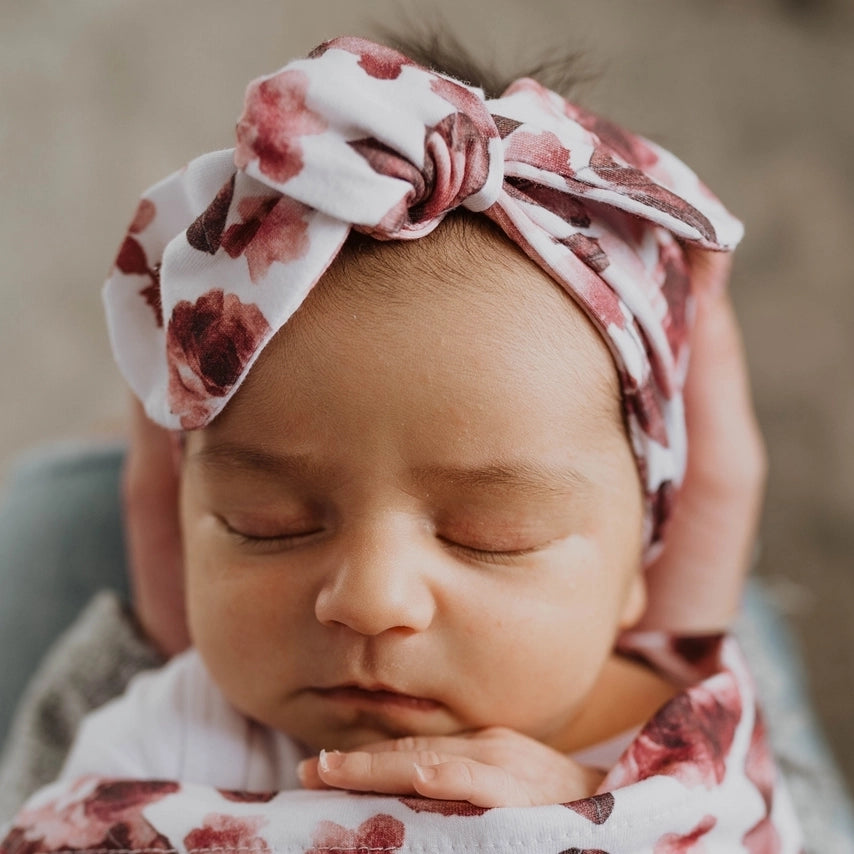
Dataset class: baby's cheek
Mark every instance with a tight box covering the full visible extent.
[456,594,606,722]
[184,545,247,657]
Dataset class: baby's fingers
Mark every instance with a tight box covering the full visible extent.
[414,758,601,807]
[299,748,602,808]
[413,759,530,807]
[299,748,444,794]
[301,749,531,805]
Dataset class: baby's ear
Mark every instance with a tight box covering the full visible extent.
[619,570,648,630]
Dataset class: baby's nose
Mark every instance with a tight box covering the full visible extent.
[314,521,436,636]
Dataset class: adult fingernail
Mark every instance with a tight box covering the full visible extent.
[414,763,437,783]
[319,749,344,772]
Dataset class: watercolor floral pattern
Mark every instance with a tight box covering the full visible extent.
[307,814,405,854]
[166,290,270,429]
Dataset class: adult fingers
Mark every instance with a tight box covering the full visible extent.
[123,394,189,655]
[641,251,766,631]
[681,248,765,490]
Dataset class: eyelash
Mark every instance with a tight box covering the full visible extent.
[222,521,322,551]
[222,520,542,564]
[439,538,541,566]
[231,532,307,548]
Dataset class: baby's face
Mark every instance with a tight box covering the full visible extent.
[180,219,646,753]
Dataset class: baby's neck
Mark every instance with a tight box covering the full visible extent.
[549,653,680,754]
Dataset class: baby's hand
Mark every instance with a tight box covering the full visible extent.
[297,727,604,807]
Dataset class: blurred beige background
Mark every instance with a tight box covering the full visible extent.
[1,0,852,788]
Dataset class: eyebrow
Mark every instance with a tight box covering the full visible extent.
[191,443,589,498]
[411,461,590,499]
[190,443,328,481]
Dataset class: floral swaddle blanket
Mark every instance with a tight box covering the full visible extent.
[2,635,802,853]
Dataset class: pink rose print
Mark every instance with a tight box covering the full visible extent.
[429,75,499,140]
[658,238,691,361]
[307,814,404,854]
[184,813,269,854]
[115,198,162,327]
[139,280,161,326]
[670,637,725,680]
[509,179,592,228]
[654,814,716,853]
[622,379,670,448]
[218,790,277,804]
[563,102,660,173]
[588,149,716,245]
[399,797,489,817]
[186,177,311,283]
[220,195,276,256]
[222,195,311,282]
[1,779,178,854]
[649,482,676,545]
[235,69,327,186]
[562,234,609,273]
[504,130,574,178]
[492,114,522,139]
[617,675,742,788]
[350,112,493,237]
[310,37,415,81]
[555,849,609,854]
[129,198,156,234]
[2,825,40,854]
[348,137,424,235]
[115,233,151,275]
[564,792,615,825]
[357,48,412,81]
[83,780,178,823]
[418,112,493,219]
[187,175,236,255]
[166,289,270,429]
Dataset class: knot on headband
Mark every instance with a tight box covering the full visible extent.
[103,36,743,549]
[235,40,505,238]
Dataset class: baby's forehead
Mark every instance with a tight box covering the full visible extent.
[201,215,630,485]
[242,212,622,426]
[314,213,605,341]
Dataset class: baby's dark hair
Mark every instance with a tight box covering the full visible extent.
[375,23,589,99]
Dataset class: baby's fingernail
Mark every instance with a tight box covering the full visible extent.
[319,749,344,772]
[414,763,437,783]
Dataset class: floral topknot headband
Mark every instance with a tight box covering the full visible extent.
[104,36,743,549]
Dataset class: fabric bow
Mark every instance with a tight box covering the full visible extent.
[103,36,743,549]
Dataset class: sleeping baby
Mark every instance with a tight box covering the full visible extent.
[8,35,801,853]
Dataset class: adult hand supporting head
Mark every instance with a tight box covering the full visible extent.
[123,395,190,656]
[639,250,767,632]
